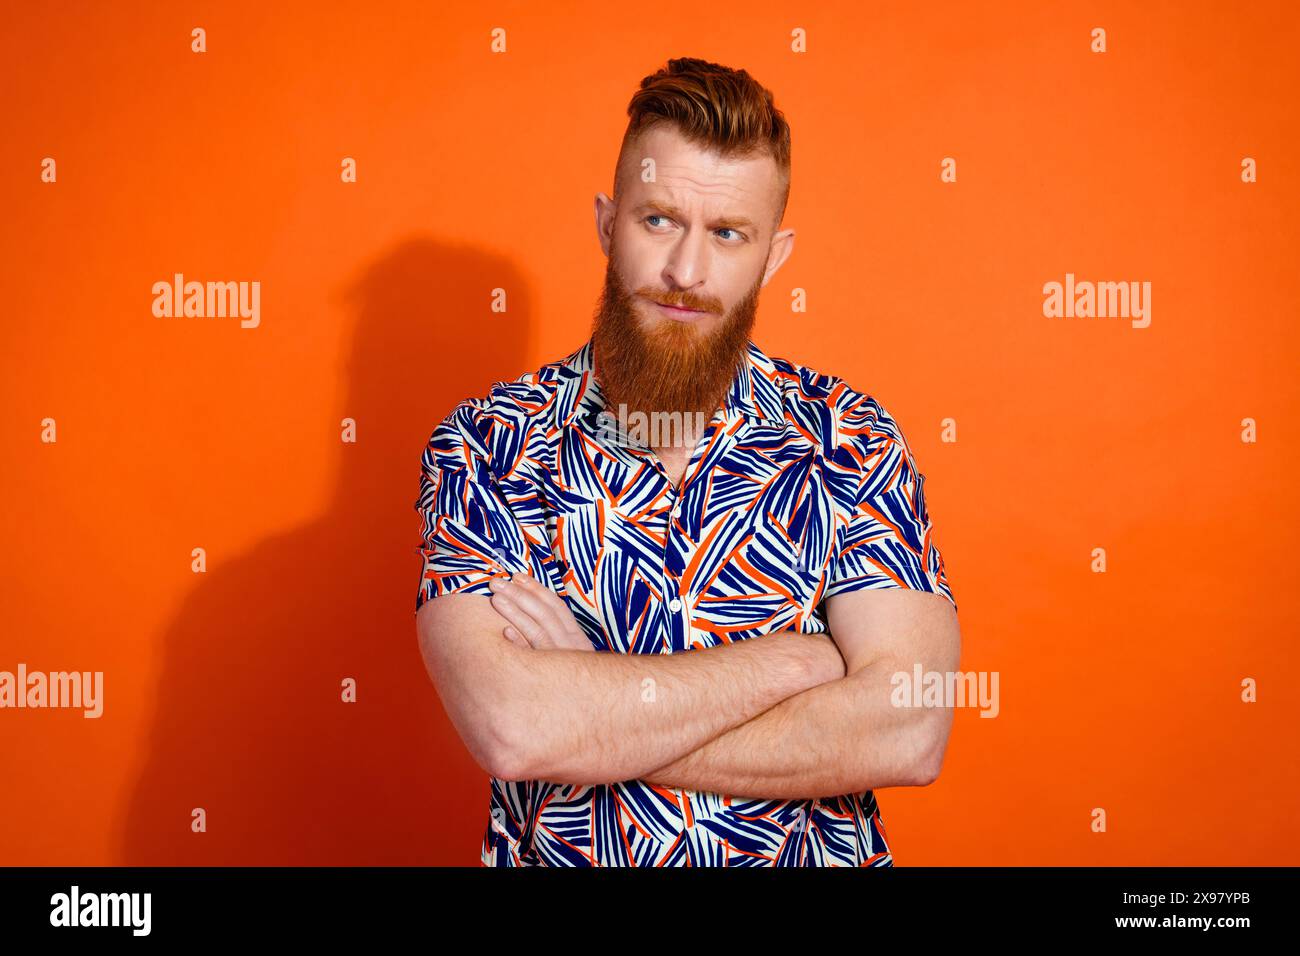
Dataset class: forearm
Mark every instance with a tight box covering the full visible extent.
[500,631,843,785]
[640,655,947,799]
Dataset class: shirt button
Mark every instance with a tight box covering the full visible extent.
[668,597,682,612]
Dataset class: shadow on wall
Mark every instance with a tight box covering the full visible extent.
[119,238,533,864]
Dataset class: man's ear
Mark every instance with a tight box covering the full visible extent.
[761,228,796,287]
[594,193,616,257]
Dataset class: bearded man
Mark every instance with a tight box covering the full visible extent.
[414,56,960,867]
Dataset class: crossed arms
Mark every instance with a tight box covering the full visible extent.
[416,572,961,800]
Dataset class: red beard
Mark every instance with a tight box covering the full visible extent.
[590,243,761,429]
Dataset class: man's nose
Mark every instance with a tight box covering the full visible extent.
[662,225,711,291]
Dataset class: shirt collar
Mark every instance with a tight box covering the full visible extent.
[556,337,784,432]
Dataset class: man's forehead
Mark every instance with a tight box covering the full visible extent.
[622,161,776,226]
[635,170,756,204]
[626,127,777,187]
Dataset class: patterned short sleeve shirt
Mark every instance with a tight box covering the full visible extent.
[414,337,957,866]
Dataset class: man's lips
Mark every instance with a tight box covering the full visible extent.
[650,299,710,319]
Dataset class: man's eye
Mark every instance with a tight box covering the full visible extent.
[643,216,743,242]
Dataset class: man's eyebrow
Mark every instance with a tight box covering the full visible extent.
[632,200,757,231]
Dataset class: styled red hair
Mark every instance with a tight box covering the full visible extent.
[615,57,792,229]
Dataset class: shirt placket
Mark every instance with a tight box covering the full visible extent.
[662,480,688,651]
[589,404,746,653]
[595,413,685,650]
[660,409,745,653]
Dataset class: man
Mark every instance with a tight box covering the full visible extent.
[414,56,960,866]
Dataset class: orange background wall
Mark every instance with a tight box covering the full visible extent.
[2,0,1297,865]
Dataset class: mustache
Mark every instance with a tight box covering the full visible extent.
[641,290,723,313]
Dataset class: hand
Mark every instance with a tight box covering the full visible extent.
[487,572,595,652]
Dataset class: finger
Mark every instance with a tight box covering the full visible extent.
[495,574,566,633]
[488,587,534,628]
[492,574,573,650]
[502,624,528,647]
[488,576,535,623]
[510,574,576,635]
[512,573,585,640]
[489,591,547,647]
[513,572,561,607]
[500,604,547,648]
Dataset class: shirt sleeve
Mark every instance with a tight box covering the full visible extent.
[413,408,532,615]
[823,422,957,612]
